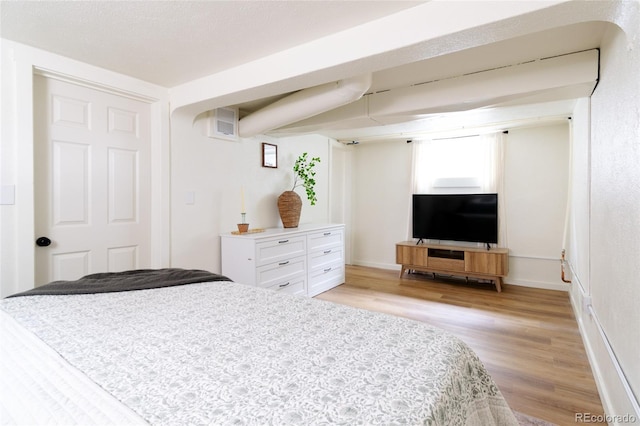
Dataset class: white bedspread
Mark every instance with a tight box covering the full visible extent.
[0,310,147,425]
[1,281,518,425]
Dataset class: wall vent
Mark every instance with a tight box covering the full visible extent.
[208,107,238,140]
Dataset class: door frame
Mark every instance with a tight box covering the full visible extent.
[10,45,170,293]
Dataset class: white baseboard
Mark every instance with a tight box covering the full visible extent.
[570,290,640,425]
[351,260,400,271]
[503,278,569,292]
[351,261,569,291]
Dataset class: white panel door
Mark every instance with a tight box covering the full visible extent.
[34,76,151,286]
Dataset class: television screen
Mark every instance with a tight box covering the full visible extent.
[412,193,498,244]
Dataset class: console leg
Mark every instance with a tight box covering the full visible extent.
[495,277,503,292]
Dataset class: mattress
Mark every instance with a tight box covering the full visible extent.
[0,275,518,425]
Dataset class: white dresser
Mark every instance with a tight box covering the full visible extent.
[220,224,345,297]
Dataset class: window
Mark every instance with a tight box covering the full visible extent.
[412,133,504,194]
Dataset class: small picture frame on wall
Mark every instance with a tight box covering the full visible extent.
[262,143,277,168]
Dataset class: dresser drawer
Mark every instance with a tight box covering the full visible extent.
[256,256,306,288]
[267,276,306,296]
[307,228,343,251]
[256,236,306,266]
[308,260,344,297]
[308,246,343,269]
[309,259,344,278]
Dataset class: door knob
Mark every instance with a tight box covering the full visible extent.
[36,237,51,247]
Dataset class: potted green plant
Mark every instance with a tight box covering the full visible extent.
[278,153,321,228]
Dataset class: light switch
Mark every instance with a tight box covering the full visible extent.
[185,191,195,205]
[0,185,15,205]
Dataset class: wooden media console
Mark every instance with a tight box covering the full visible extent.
[396,241,509,292]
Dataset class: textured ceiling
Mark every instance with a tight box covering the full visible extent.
[0,1,421,87]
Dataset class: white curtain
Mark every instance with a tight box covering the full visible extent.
[481,132,507,247]
[411,138,432,194]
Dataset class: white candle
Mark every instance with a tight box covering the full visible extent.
[241,186,245,213]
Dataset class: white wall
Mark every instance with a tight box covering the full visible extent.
[351,140,413,269]
[329,141,354,264]
[569,15,640,422]
[504,124,570,290]
[349,123,571,290]
[169,110,332,273]
[568,98,591,297]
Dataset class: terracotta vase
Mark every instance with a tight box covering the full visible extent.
[277,191,302,228]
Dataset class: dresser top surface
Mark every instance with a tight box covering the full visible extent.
[221,223,344,239]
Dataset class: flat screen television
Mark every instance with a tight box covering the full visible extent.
[412,193,498,244]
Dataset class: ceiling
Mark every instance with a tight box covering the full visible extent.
[1,1,608,142]
[0,1,421,87]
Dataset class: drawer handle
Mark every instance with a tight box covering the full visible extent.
[324,249,332,254]
[279,261,290,266]
[324,267,332,273]
[279,282,290,288]
[323,232,331,236]
[278,239,289,244]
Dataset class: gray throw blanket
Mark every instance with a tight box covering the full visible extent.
[7,268,230,298]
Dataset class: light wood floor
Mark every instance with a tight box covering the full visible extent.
[316,265,605,425]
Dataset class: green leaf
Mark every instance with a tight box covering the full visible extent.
[290,153,320,204]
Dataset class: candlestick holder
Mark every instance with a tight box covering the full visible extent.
[237,213,249,233]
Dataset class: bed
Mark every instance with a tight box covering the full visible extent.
[0,269,518,425]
